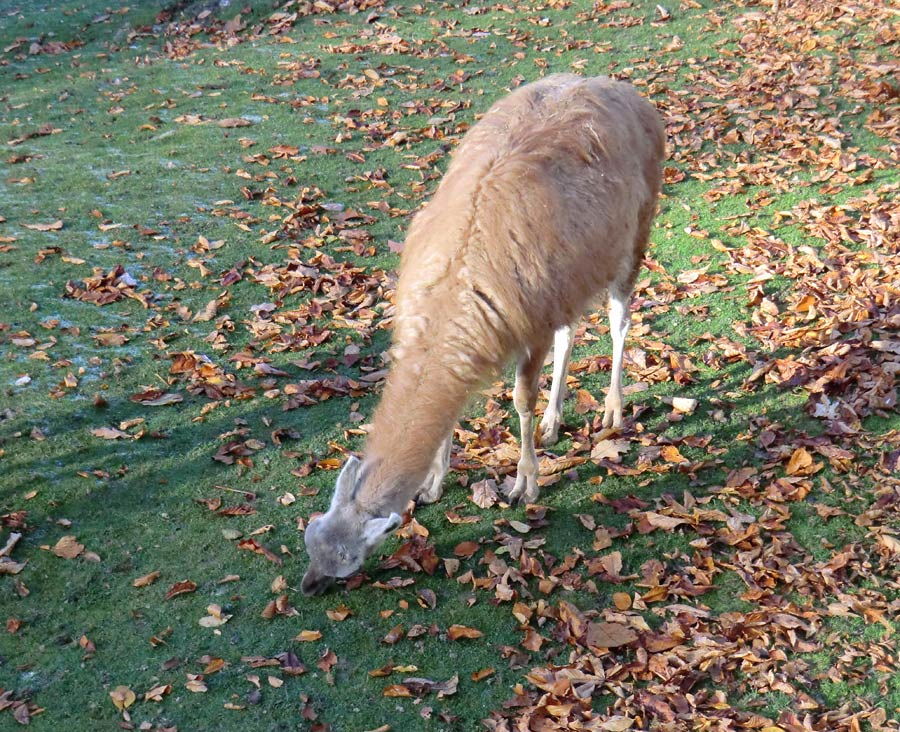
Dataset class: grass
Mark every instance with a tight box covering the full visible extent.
[1,0,899,730]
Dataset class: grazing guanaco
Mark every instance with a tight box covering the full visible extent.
[301,74,665,595]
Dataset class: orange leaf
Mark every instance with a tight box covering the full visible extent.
[447,624,483,641]
[381,624,404,645]
[295,630,322,642]
[660,445,688,464]
[132,570,160,588]
[785,447,813,475]
[109,685,136,711]
[218,117,252,128]
[164,580,197,600]
[326,604,352,621]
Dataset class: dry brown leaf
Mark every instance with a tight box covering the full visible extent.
[164,579,198,600]
[185,674,207,693]
[453,540,479,558]
[130,389,183,406]
[218,117,252,128]
[295,630,322,642]
[470,478,499,508]
[785,447,814,475]
[586,622,637,650]
[601,718,635,732]
[132,570,160,588]
[192,298,219,322]
[660,445,688,464]
[326,604,352,621]
[590,439,630,462]
[52,535,84,559]
[447,624,483,640]
[25,220,63,231]
[91,426,132,440]
[143,684,172,702]
[109,685,136,711]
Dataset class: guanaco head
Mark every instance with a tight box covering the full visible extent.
[301,456,402,596]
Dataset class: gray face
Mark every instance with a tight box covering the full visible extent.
[300,457,404,597]
[301,513,368,596]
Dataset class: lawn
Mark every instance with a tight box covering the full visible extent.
[1,0,898,730]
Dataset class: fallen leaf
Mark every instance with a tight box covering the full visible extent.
[132,570,160,588]
[130,389,183,406]
[109,685,136,711]
[218,117,253,128]
[447,624,483,640]
[326,604,352,622]
[295,630,322,642]
[601,718,636,731]
[164,580,198,600]
[453,540,479,558]
[785,447,813,475]
[470,479,499,508]
[192,298,219,322]
[52,535,84,559]
[660,445,688,464]
[91,426,132,440]
[185,674,208,693]
[199,604,232,627]
[143,684,172,702]
[25,220,63,231]
[586,622,637,650]
[590,439,631,462]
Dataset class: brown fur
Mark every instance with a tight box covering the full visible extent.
[301,74,664,595]
[363,74,664,511]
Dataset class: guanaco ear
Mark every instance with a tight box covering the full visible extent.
[330,455,361,509]
[362,512,402,547]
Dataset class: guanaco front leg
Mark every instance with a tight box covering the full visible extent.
[539,324,575,446]
[602,290,631,429]
[416,435,452,504]
[509,342,551,506]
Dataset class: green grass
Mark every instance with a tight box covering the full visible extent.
[1,0,898,729]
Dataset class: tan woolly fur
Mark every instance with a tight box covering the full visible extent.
[302,74,665,595]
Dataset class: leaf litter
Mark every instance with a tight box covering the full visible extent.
[1,0,898,730]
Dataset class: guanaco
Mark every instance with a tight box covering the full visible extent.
[301,74,665,595]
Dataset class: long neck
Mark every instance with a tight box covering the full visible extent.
[359,354,473,515]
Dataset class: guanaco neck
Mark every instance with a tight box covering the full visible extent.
[358,354,472,516]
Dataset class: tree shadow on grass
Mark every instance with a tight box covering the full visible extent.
[1,314,895,731]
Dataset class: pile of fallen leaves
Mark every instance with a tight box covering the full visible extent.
[64,264,156,308]
[158,0,389,57]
